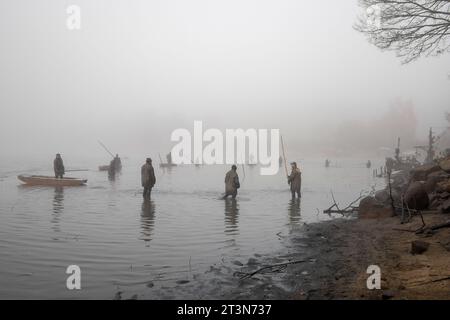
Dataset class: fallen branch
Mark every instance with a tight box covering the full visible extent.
[330,191,341,212]
[234,260,307,280]
[428,220,450,231]
[323,190,364,215]
[410,276,450,287]
[417,220,450,234]
[392,228,417,233]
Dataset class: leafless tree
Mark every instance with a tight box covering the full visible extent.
[355,0,450,63]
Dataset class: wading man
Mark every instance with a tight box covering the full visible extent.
[113,154,122,172]
[223,165,240,199]
[141,158,156,199]
[53,154,65,179]
[287,161,301,198]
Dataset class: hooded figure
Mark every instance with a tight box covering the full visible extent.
[223,165,240,199]
[141,158,156,199]
[288,162,301,198]
[53,154,65,179]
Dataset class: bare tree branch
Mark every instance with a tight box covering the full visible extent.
[355,0,450,63]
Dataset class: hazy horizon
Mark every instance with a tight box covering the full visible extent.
[1,0,449,161]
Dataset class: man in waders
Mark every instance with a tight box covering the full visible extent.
[287,161,301,199]
[223,165,240,199]
[141,158,156,199]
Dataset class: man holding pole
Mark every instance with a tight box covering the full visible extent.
[287,162,302,199]
[280,135,301,199]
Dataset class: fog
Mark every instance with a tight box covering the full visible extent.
[1,0,449,162]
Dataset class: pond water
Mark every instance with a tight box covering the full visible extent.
[0,156,383,299]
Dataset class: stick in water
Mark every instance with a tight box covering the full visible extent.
[281,135,288,176]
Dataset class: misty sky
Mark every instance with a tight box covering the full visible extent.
[1,0,449,160]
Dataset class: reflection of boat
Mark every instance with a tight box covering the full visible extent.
[98,165,109,171]
[159,163,177,168]
[18,175,87,186]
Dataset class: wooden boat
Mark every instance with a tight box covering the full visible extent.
[98,165,109,171]
[18,175,87,186]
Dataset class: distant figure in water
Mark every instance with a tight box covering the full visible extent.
[53,154,65,179]
[223,165,240,199]
[166,153,172,165]
[287,162,301,199]
[325,159,330,168]
[366,160,372,169]
[141,158,156,199]
[113,154,122,171]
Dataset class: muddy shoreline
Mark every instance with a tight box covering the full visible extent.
[227,213,450,300]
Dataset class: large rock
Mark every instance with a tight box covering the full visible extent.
[439,158,450,173]
[375,188,402,206]
[436,179,450,193]
[404,182,429,210]
[411,240,429,255]
[410,164,441,182]
[424,171,450,193]
[374,189,390,204]
[358,196,394,219]
[439,198,450,213]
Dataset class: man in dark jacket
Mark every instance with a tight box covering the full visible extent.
[53,154,65,179]
[223,165,240,199]
[287,162,301,198]
[141,158,156,199]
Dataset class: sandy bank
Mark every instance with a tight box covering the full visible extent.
[284,213,450,299]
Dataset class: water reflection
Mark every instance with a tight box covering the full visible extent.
[140,200,156,246]
[108,171,116,182]
[51,187,64,233]
[288,198,301,225]
[224,198,239,235]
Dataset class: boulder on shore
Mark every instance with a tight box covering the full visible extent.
[438,198,450,213]
[411,240,430,255]
[374,189,390,204]
[358,196,394,219]
[410,164,441,182]
[424,171,450,193]
[404,182,429,210]
[436,179,450,193]
[439,158,450,173]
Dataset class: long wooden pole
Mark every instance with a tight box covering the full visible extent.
[240,155,246,183]
[281,135,288,176]
[98,140,114,158]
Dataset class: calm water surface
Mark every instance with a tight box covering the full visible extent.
[0,157,383,299]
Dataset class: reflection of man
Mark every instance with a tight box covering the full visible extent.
[141,158,156,199]
[108,159,116,180]
[287,162,301,199]
[53,154,65,179]
[223,165,240,199]
[224,198,239,232]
